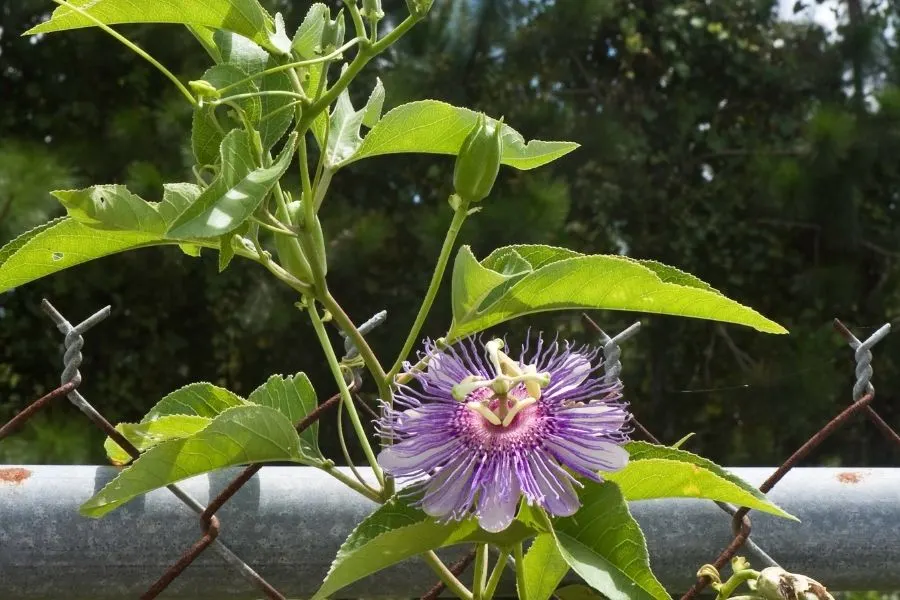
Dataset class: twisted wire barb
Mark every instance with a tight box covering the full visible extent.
[340,309,387,360]
[37,300,285,599]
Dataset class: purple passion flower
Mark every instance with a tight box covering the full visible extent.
[377,336,630,533]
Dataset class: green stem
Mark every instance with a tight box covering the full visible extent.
[344,0,368,41]
[306,300,385,489]
[215,37,365,96]
[514,543,528,600]
[717,569,761,600]
[51,0,196,106]
[387,197,469,381]
[473,544,489,600]
[422,551,474,600]
[482,550,509,600]
[212,90,306,105]
[319,463,382,503]
[336,396,382,495]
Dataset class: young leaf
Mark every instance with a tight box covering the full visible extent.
[167,132,297,239]
[25,0,280,54]
[448,245,787,338]
[81,405,306,518]
[53,185,166,233]
[191,64,261,165]
[313,495,537,600]
[553,482,671,600]
[142,381,250,421]
[610,441,795,519]
[292,3,329,58]
[324,78,385,169]
[247,373,324,461]
[104,415,212,466]
[451,246,523,322]
[342,100,579,170]
[523,533,570,600]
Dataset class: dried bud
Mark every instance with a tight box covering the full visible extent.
[362,0,384,22]
[755,567,834,600]
[453,114,504,203]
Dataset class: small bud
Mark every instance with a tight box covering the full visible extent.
[453,114,504,203]
[188,79,220,101]
[362,0,384,22]
[756,567,834,600]
[405,0,434,18]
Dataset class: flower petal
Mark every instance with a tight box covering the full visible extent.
[378,439,458,475]
[529,453,580,517]
[476,465,521,533]
[546,439,629,475]
[422,456,477,519]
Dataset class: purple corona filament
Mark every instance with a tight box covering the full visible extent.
[377,335,631,532]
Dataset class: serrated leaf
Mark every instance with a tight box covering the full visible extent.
[325,78,385,169]
[25,0,280,54]
[612,441,795,519]
[247,373,323,461]
[448,244,787,338]
[191,64,260,165]
[104,415,212,466]
[168,132,297,239]
[81,405,304,517]
[292,3,329,58]
[451,246,519,321]
[342,100,579,170]
[142,381,250,422]
[553,482,670,600]
[313,495,537,600]
[53,185,165,233]
[523,533,570,600]
[0,218,65,268]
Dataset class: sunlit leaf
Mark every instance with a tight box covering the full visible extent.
[449,244,787,338]
[522,533,570,600]
[25,0,279,54]
[325,78,385,169]
[246,373,323,461]
[104,415,212,465]
[553,482,670,600]
[81,405,305,517]
[53,185,165,233]
[142,381,249,421]
[343,100,579,170]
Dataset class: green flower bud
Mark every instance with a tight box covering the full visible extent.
[321,10,346,51]
[405,0,434,18]
[188,79,220,102]
[453,113,504,203]
[273,201,312,284]
[756,567,834,600]
[362,0,384,22]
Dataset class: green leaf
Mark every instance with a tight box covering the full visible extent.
[553,482,670,600]
[611,441,795,519]
[448,244,787,338]
[246,373,323,461]
[214,31,295,151]
[25,0,280,54]
[523,533,570,600]
[292,3,329,58]
[142,381,249,421]
[167,132,297,239]
[451,246,520,322]
[0,218,66,269]
[313,495,537,600]
[104,415,212,466]
[81,405,304,517]
[325,78,385,169]
[53,185,165,233]
[191,64,261,165]
[343,100,579,170]
[556,585,607,600]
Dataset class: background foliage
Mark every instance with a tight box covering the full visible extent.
[1,0,898,468]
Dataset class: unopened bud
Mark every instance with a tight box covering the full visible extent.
[453,114,504,203]
[756,567,834,600]
[362,0,384,22]
[405,0,434,18]
[321,10,346,51]
[188,79,220,101]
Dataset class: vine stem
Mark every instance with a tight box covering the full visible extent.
[306,299,385,489]
[387,197,469,382]
[50,0,196,107]
[472,544,489,600]
[423,551,474,600]
[514,543,528,600]
[482,549,509,600]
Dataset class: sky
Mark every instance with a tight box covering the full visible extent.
[778,0,839,31]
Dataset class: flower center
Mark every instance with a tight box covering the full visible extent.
[451,339,550,428]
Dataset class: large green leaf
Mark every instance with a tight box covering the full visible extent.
[553,482,670,600]
[104,415,212,465]
[142,381,249,421]
[313,495,537,600]
[341,100,578,170]
[448,244,787,338]
[611,442,794,519]
[522,533,570,600]
[81,405,305,517]
[53,185,166,233]
[25,0,279,54]
[167,132,297,239]
[247,373,323,461]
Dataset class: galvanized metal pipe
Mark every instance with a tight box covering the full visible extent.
[0,466,897,598]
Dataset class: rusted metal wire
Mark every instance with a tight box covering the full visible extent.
[420,550,477,600]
